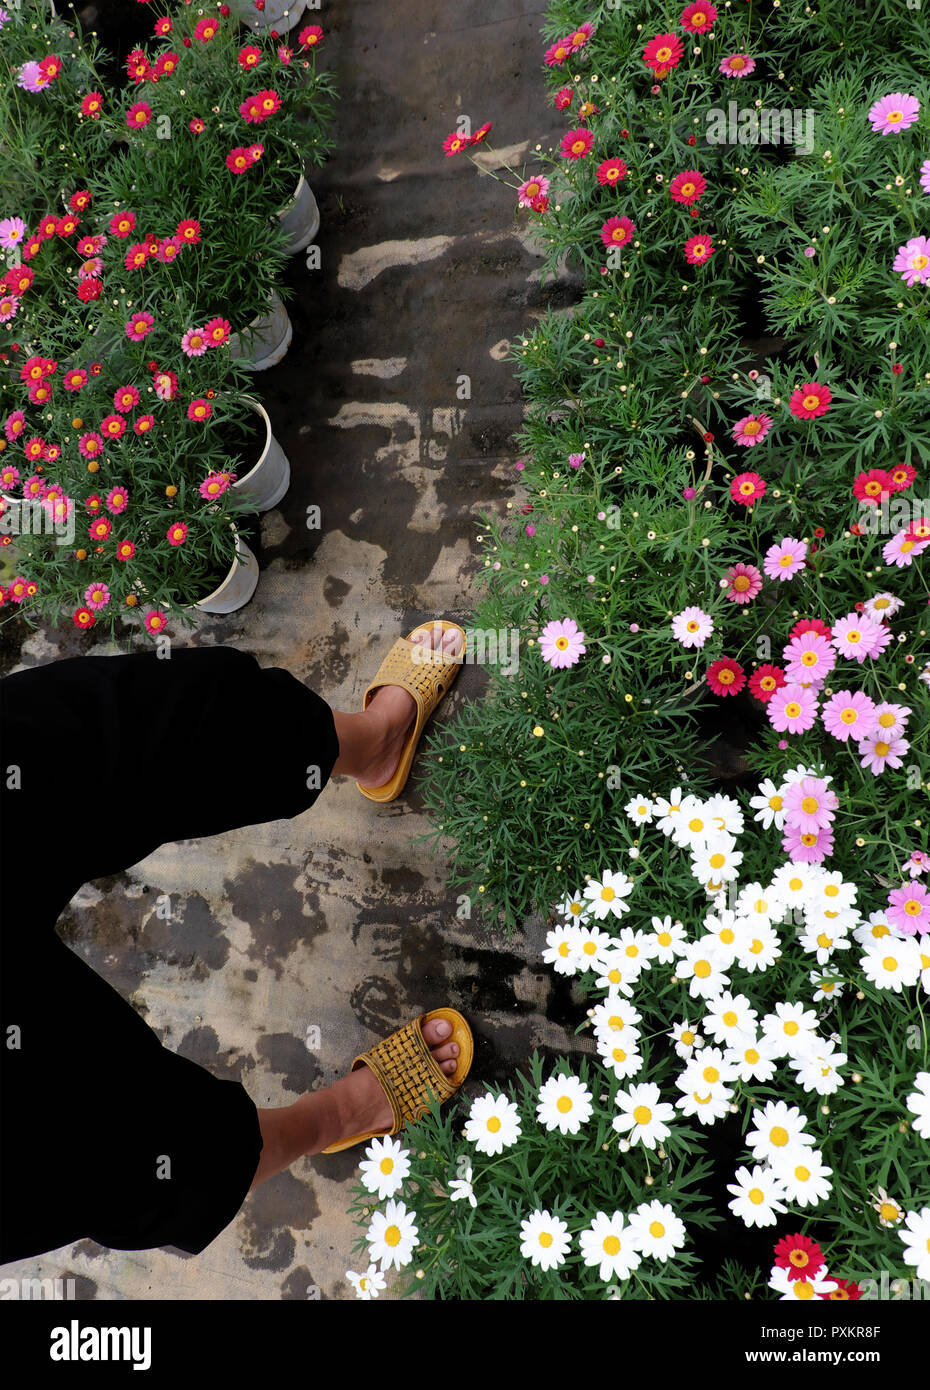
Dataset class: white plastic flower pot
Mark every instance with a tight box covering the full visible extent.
[275,174,320,255]
[226,0,307,34]
[232,396,291,513]
[228,290,293,371]
[192,531,260,614]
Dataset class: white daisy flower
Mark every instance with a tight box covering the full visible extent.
[702,991,759,1048]
[646,915,688,963]
[782,763,825,788]
[583,869,634,920]
[542,923,582,976]
[573,923,617,972]
[736,882,786,929]
[703,793,745,836]
[677,1046,738,1091]
[448,1167,477,1207]
[899,1207,930,1281]
[810,970,845,1003]
[578,1210,643,1282]
[691,832,743,887]
[863,591,903,622]
[519,1208,572,1273]
[769,1146,834,1206]
[727,1164,788,1228]
[593,947,640,997]
[366,1198,419,1271]
[906,1072,930,1139]
[701,908,743,967]
[789,1043,848,1096]
[536,1072,594,1135]
[769,1264,837,1299]
[668,1018,704,1060]
[759,1001,820,1057]
[735,921,782,973]
[346,1266,387,1300]
[920,943,930,996]
[613,925,657,972]
[653,786,688,836]
[746,1100,812,1164]
[861,937,922,992]
[676,937,732,1000]
[750,778,787,830]
[612,1082,675,1149]
[591,995,642,1044]
[669,796,715,849]
[852,910,896,948]
[464,1092,522,1156]
[770,861,820,915]
[675,1080,733,1125]
[873,1188,905,1227]
[358,1135,411,1201]
[596,1035,644,1082]
[798,921,852,966]
[625,794,655,825]
[558,890,591,925]
[804,870,858,926]
[628,1200,687,1262]
[724,1032,780,1084]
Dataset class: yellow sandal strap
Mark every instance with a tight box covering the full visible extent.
[362,633,461,723]
[352,1015,459,1130]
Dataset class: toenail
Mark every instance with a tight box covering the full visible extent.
[435,1021,450,1037]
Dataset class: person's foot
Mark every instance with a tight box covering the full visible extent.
[325,1018,461,1148]
[356,623,463,790]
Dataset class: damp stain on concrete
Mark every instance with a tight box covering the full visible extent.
[239,1170,320,1273]
[224,861,329,979]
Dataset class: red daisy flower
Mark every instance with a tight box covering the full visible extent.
[167,521,188,546]
[730,471,767,506]
[774,1233,824,1281]
[789,382,832,419]
[554,88,573,111]
[69,189,92,213]
[194,17,219,41]
[642,33,683,76]
[126,101,153,129]
[126,48,151,83]
[297,25,324,49]
[189,117,206,134]
[670,170,706,204]
[76,277,103,303]
[114,385,140,414]
[560,128,594,160]
[38,54,63,81]
[596,158,628,186]
[706,657,746,697]
[80,92,104,119]
[89,517,111,541]
[187,399,212,421]
[852,468,893,504]
[134,414,155,435]
[788,617,832,642]
[154,17,172,35]
[748,664,786,702]
[63,368,88,392]
[109,210,137,238]
[100,414,127,439]
[73,607,95,629]
[124,242,149,271]
[238,45,262,69]
[600,216,635,248]
[684,233,714,264]
[888,462,916,491]
[116,540,136,561]
[226,146,254,174]
[204,316,231,347]
[820,1278,862,1301]
[176,218,202,245]
[56,215,79,237]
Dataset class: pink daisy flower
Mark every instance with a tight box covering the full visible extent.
[860,621,893,659]
[868,93,920,135]
[858,732,909,776]
[683,234,714,264]
[100,413,126,440]
[730,471,767,506]
[561,128,594,160]
[781,821,834,864]
[155,236,183,264]
[517,176,550,208]
[167,521,188,547]
[883,528,929,567]
[600,216,635,248]
[681,3,717,34]
[789,383,832,419]
[719,54,755,78]
[768,682,818,735]
[23,475,47,501]
[724,562,762,604]
[543,38,573,68]
[539,618,586,669]
[887,882,930,934]
[893,237,930,287]
[0,465,20,490]
[732,414,772,448]
[783,631,836,685]
[126,312,154,341]
[144,609,168,635]
[832,613,882,663]
[0,294,20,324]
[872,702,910,741]
[567,22,594,50]
[822,690,877,742]
[84,582,111,611]
[199,472,234,500]
[764,537,807,581]
[906,851,930,879]
[106,486,129,514]
[782,776,838,835]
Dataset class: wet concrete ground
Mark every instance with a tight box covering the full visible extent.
[1,2,595,1299]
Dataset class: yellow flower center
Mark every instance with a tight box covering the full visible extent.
[603,1235,621,1255]
[633,1105,652,1125]
[384,1225,401,1247]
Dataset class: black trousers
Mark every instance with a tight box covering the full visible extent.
[0,646,340,1264]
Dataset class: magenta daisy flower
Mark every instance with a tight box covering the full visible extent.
[768,682,818,735]
[822,690,877,742]
[144,609,168,635]
[126,312,154,341]
[832,613,882,663]
[719,53,754,78]
[683,234,714,264]
[600,216,635,248]
[730,471,767,506]
[868,93,920,135]
[893,237,930,287]
[0,465,20,490]
[669,170,706,204]
[517,176,550,208]
[782,776,838,835]
[723,560,763,604]
[781,821,834,864]
[167,521,188,547]
[539,618,586,669]
[84,582,111,611]
[181,326,208,358]
[560,128,594,160]
[681,3,717,34]
[764,537,807,582]
[106,486,129,514]
[783,631,836,685]
[887,882,930,935]
[199,472,234,499]
[858,732,909,776]
[77,431,104,460]
[732,414,772,448]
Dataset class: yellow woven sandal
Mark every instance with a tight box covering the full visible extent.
[355,619,466,802]
[320,1007,474,1154]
